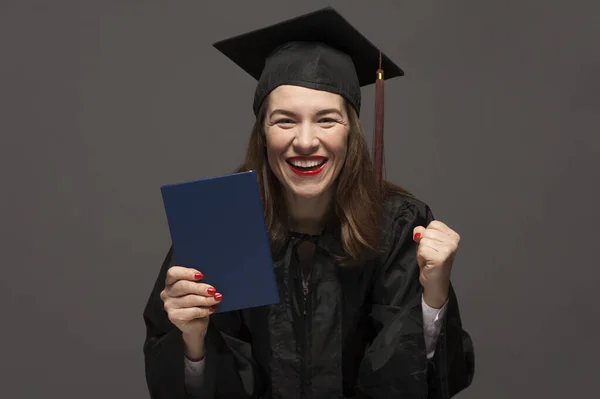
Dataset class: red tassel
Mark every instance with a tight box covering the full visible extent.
[373,51,385,189]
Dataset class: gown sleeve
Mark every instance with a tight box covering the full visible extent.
[142,246,266,399]
[355,200,475,399]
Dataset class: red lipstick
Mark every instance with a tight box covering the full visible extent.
[286,156,328,176]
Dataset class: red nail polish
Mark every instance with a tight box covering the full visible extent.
[214,293,223,301]
[414,233,422,240]
[209,306,216,312]
[207,287,216,295]
[194,272,203,280]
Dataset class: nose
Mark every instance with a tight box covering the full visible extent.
[292,123,320,154]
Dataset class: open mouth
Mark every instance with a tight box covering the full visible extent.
[286,157,328,176]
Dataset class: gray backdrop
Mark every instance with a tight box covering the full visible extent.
[1,0,598,398]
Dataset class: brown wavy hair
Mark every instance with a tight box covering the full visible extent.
[235,97,411,266]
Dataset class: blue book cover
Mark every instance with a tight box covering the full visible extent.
[160,170,280,313]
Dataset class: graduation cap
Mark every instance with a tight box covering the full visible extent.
[212,6,404,187]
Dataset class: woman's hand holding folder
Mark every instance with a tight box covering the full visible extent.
[159,266,223,360]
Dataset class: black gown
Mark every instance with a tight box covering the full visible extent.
[143,192,475,399]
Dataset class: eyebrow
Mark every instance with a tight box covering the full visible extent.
[269,108,343,119]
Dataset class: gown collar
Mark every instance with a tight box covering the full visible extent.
[285,222,344,258]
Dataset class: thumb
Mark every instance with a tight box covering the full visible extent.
[413,226,426,243]
[413,226,427,270]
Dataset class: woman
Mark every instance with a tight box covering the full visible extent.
[143,7,474,399]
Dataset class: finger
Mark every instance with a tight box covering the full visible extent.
[417,237,444,253]
[416,237,442,269]
[168,293,223,309]
[167,306,215,324]
[166,266,204,286]
[421,228,455,245]
[426,220,449,232]
[427,220,459,237]
[417,245,446,268]
[417,238,456,263]
[167,280,216,298]
[413,226,426,242]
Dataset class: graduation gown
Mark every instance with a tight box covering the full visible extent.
[143,193,475,398]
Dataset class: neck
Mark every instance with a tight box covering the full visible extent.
[286,189,333,235]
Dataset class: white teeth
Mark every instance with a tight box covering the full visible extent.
[290,159,326,168]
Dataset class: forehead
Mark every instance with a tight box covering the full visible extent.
[267,85,345,112]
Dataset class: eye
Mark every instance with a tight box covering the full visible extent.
[318,117,339,127]
[274,118,295,126]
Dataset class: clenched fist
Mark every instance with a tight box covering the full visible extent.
[413,220,460,308]
[160,266,223,337]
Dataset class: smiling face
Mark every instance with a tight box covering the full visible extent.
[264,85,350,204]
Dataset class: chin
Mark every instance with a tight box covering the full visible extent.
[287,182,332,200]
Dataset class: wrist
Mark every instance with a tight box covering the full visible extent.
[423,285,449,309]
[182,332,206,361]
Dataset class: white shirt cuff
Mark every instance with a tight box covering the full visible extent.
[184,356,205,393]
[422,294,449,359]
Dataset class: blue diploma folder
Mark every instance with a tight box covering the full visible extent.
[160,170,280,313]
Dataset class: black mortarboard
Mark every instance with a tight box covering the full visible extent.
[212,6,405,186]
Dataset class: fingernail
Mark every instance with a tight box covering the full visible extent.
[194,272,204,280]
[414,233,422,240]
[214,293,223,301]
[209,306,217,312]
[207,287,216,295]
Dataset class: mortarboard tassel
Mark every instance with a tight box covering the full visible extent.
[373,50,385,190]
